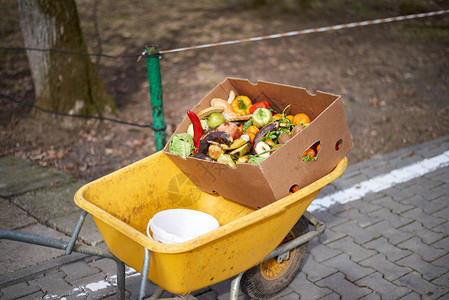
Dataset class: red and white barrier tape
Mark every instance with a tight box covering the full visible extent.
[159,9,449,54]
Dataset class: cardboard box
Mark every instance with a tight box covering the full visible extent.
[163,78,352,208]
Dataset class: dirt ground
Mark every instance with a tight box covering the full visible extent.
[1,0,449,181]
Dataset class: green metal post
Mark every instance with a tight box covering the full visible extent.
[145,46,167,151]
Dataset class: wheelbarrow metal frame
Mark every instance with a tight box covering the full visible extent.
[0,208,324,300]
[140,210,325,300]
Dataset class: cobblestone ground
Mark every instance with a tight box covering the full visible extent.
[1,136,448,299]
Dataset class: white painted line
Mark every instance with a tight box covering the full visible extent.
[61,266,140,298]
[85,280,113,292]
[46,151,449,298]
[309,150,449,211]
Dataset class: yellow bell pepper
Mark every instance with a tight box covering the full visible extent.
[231,95,252,116]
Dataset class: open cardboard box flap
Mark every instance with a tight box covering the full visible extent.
[163,78,352,208]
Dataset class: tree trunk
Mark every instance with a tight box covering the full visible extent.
[18,0,115,120]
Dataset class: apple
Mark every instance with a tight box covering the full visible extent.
[207,112,226,128]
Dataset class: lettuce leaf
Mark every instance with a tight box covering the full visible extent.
[168,133,194,158]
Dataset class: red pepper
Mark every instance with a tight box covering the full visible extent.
[249,101,271,114]
[187,110,203,153]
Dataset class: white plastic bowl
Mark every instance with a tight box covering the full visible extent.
[146,209,219,244]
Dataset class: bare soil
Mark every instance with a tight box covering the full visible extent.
[1,1,449,181]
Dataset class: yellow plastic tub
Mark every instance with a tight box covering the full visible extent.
[75,152,347,295]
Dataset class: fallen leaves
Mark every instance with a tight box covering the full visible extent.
[369,97,387,108]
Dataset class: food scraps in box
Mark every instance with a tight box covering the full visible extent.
[168,91,318,167]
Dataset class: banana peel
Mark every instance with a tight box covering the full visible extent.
[208,144,225,160]
[219,134,250,151]
[230,142,251,158]
[217,154,237,168]
[236,155,251,163]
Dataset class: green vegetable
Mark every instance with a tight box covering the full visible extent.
[242,119,253,132]
[252,108,272,128]
[262,130,280,143]
[248,156,267,164]
[281,104,291,117]
[262,122,294,143]
[247,147,279,164]
[168,133,194,158]
[302,154,317,162]
[217,154,237,168]
[207,112,226,128]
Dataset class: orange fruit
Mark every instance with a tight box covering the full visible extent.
[286,115,294,122]
[316,143,321,153]
[289,184,299,194]
[303,148,316,159]
[272,113,283,121]
[272,144,282,153]
[245,125,259,136]
[293,113,311,126]
[264,139,277,147]
[246,132,256,142]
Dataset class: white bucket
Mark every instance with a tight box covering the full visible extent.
[146,209,219,244]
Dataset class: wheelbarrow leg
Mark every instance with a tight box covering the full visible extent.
[65,210,126,300]
[115,259,126,300]
[140,247,151,300]
[66,210,88,255]
[139,249,166,299]
[229,272,244,300]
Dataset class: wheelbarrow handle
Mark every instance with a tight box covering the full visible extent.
[0,227,126,300]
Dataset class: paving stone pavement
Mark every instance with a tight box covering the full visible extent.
[0,136,448,299]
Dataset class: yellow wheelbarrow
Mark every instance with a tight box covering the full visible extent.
[74,151,348,299]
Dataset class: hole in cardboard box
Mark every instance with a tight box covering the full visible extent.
[335,139,343,151]
[289,184,299,194]
[302,141,319,162]
[312,141,321,156]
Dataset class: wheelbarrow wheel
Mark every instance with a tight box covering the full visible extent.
[240,216,309,299]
